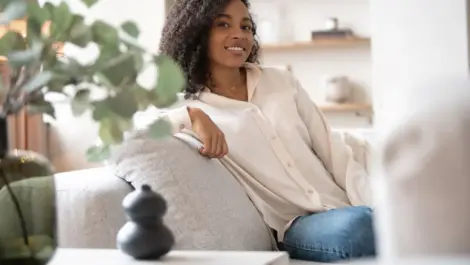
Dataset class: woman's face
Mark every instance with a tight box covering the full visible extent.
[208,0,254,69]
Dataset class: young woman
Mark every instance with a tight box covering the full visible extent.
[158,0,376,262]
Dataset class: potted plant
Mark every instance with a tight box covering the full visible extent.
[0,0,184,264]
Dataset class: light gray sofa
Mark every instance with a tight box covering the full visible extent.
[54,129,375,265]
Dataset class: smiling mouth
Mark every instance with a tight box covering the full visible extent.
[225,46,246,52]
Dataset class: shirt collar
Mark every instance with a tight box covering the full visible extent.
[200,62,261,102]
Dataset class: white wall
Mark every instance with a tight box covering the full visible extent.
[42,0,166,172]
[370,0,470,131]
[251,0,372,104]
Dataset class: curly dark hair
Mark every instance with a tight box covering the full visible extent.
[159,0,260,97]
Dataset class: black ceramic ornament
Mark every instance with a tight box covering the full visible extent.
[116,184,175,260]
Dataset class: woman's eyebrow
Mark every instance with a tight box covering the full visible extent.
[242,17,252,23]
[215,14,252,22]
[216,13,232,19]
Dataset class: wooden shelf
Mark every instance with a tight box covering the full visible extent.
[318,103,372,112]
[261,37,370,52]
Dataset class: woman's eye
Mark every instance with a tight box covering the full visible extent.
[242,25,252,31]
[217,22,230,28]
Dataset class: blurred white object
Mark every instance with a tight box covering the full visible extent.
[374,77,470,261]
[258,19,278,44]
[276,0,294,43]
[268,65,292,72]
[324,76,352,103]
[324,17,339,31]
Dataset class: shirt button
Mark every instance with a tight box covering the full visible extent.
[287,162,292,167]
[271,135,277,141]
[179,124,185,130]
[251,108,258,113]
[307,189,314,195]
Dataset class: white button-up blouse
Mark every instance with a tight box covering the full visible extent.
[158,63,372,242]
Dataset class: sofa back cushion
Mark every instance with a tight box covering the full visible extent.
[111,131,273,251]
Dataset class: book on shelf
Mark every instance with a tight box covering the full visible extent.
[311,28,355,40]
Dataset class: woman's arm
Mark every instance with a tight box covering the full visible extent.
[289,73,372,206]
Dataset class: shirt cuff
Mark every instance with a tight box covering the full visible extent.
[167,106,192,134]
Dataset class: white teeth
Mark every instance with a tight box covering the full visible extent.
[227,46,243,51]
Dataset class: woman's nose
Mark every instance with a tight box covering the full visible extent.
[230,27,247,40]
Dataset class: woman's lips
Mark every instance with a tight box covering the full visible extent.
[225,46,245,55]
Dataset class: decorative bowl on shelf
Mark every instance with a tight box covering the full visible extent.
[324,75,352,103]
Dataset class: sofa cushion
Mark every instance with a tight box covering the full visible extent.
[55,167,131,248]
[110,130,273,251]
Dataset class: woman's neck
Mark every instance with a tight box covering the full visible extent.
[208,65,245,92]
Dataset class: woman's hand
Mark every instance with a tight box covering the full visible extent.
[188,107,228,158]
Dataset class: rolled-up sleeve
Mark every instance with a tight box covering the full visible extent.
[165,106,193,134]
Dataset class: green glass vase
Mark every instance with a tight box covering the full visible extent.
[0,118,57,265]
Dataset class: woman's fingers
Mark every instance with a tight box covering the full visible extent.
[199,135,212,156]
[210,133,219,157]
[199,133,219,158]
[199,130,228,159]
[215,132,225,158]
[222,137,229,157]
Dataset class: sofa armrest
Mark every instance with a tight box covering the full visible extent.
[55,167,132,248]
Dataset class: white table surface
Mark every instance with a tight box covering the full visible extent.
[349,256,470,265]
[48,248,290,265]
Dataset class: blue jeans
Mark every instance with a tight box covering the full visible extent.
[279,206,376,263]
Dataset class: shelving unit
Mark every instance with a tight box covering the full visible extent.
[261,37,370,52]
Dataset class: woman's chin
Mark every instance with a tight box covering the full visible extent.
[222,60,248,69]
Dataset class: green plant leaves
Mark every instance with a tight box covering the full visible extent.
[92,20,118,46]
[99,52,137,87]
[98,116,132,145]
[0,0,190,164]
[26,1,48,41]
[26,17,43,42]
[46,76,68,92]
[119,32,146,52]
[153,55,186,107]
[106,89,138,119]
[82,0,99,8]
[50,2,74,41]
[71,88,91,116]
[54,57,88,77]
[121,21,139,38]
[21,71,53,92]
[27,1,49,26]
[27,97,55,119]
[99,118,123,144]
[6,41,43,68]
[0,0,27,25]
[93,72,116,90]
[69,15,92,48]
[0,31,26,56]
[148,119,172,138]
[133,84,153,110]
[92,99,112,120]
[43,2,56,19]
[86,144,110,163]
